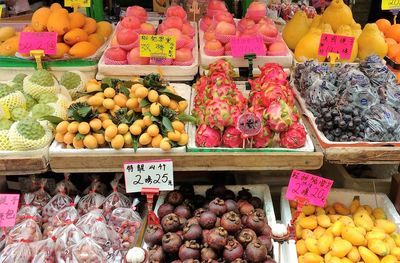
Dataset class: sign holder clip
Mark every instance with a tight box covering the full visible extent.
[30,50,44,70]
[141,187,160,225]
[327,52,339,67]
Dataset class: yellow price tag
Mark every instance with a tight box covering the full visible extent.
[382,0,400,10]
[139,35,176,59]
[0,6,3,18]
[64,0,91,8]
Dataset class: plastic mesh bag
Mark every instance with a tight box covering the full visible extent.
[54,173,79,197]
[32,178,51,211]
[78,182,105,215]
[30,237,56,263]
[364,104,400,141]
[76,209,105,235]
[42,183,72,224]
[305,79,337,113]
[71,237,107,263]
[102,175,131,220]
[0,241,31,263]
[54,224,84,263]
[16,193,42,225]
[360,55,397,88]
[6,218,42,245]
[90,218,122,260]
[82,175,108,196]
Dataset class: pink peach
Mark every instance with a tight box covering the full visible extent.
[116,28,138,46]
[268,41,287,53]
[162,28,183,41]
[238,18,256,31]
[165,5,187,21]
[204,30,215,41]
[104,47,127,64]
[201,17,213,31]
[240,24,259,36]
[164,16,184,30]
[182,23,194,37]
[126,6,147,22]
[259,23,278,38]
[257,17,274,26]
[111,36,120,48]
[127,47,150,65]
[246,1,267,22]
[175,48,193,62]
[140,23,155,35]
[215,21,236,36]
[207,0,228,12]
[205,39,223,50]
[121,16,141,30]
[215,12,234,24]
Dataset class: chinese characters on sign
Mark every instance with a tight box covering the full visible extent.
[286,170,333,207]
[0,194,20,227]
[318,33,355,60]
[124,159,174,193]
[237,112,262,137]
[382,0,400,10]
[230,36,266,58]
[139,35,176,59]
[64,0,91,7]
[18,32,57,55]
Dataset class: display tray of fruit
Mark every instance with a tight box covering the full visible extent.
[97,6,198,81]
[188,59,314,152]
[291,55,400,148]
[199,1,293,68]
[145,184,279,263]
[280,187,400,263]
[49,74,194,154]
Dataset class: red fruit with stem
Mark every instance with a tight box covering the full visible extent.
[222,126,243,148]
[195,124,222,147]
[279,122,307,149]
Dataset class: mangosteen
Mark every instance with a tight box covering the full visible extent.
[144,225,164,246]
[199,211,217,229]
[245,210,266,234]
[258,235,273,253]
[179,184,195,197]
[194,208,205,218]
[260,224,272,238]
[183,260,201,263]
[238,188,252,201]
[201,244,218,261]
[175,205,191,219]
[224,189,236,200]
[231,259,247,263]
[208,198,227,216]
[263,255,277,263]
[239,202,254,216]
[221,211,242,233]
[202,229,210,244]
[206,227,228,251]
[194,195,206,208]
[149,245,165,262]
[201,260,219,263]
[183,223,202,241]
[179,240,201,260]
[249,197,262,209]
[187,216,199,225]
[245,240,268,263]
[225,199,239,213]
[223,238,244,262]
[162,232,182,254]
[161,213,181,232]
[166,190,184,206]
[183,198,196,211]
[212,185,227,199]
[158,203,174,219]
[237,228,257,247]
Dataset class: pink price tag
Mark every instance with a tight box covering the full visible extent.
[18,32,57,55]
[318,33,354,59]
[286,170,333,207]
[237,112,262,137]
[0,194,20,227]
[230,36,266,58]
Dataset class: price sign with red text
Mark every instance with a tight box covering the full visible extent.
[18,32,57,55]
[382,0,400,10]
[237,112,262,137]
[0,194,20,227]
[231,36,266,57]
[318,33,354,59]
[123,159,174,193]
[286,170,333,207]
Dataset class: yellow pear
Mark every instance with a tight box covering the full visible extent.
[283,11,310,50]
[322,0,355,32]
[358,23,388,60]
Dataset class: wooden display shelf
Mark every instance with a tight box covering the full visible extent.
[0,156,48,176]
[49,151,323,173]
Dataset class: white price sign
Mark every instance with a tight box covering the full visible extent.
[123,159,174,193]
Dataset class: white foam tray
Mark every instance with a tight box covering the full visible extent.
[187,84,315,152]
[199,19,293,69]
[146,184,280,262]
[49,83,192,155]
[280,187,400,263]
[97,22,199,81]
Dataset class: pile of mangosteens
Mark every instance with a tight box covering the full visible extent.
[144,185,276,263]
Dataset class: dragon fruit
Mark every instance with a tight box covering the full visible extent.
[204,98,232,130]
[251,126,274,148]
[195,124,222,147]
[266,100,296,132]
[222,126,243,148]
[208,59,234,76]
[280,123,307,148]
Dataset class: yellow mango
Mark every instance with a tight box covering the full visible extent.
[301,229,314,240]
[355,227,367,236]
[331,238,352,258]
[317,214,331,228]
[303,252,324,263]
[302,205,316,216]
[390,247,400,260]
[298,255,305,263]
[296,239,308,256]
[339,216,355,227]
[64,28,88,46]
[381,255,398,263]
[326,206,337,215]
[334,202,351,215]
[367,239,390,257]
[329,214,341,223]
[354,209,374,231]
[47,9,70,36]
[391,232,400,246]
[358,246,380,263]
[346,246,360,262]
[364,205,373,215]
[342,226,367,246]
[31,7,51,32]
[305,237,320,255]
[324,251,333,262]
[296,223,303,239]
[375,219,397,234]
[0,27,15,42]
[372,208,386,219]
[365,230,386,241]
[384,235,396,250]
[328,257,342,263]
[313,226,326,239]
[282,11,310,50]
[330,221,345,237]
[316,207,326,215]
[318,231,334,254]
[341,258,353,263]
[68,41,96,58]
[350,196,360,214]
[299,216,318,230]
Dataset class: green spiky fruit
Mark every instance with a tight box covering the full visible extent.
[0,130,11,150]
[38,93,58,104]
[8,119,52,150]
[60,72,81,90]
[0,84,26,110]
[10,82,23,92]
[23,70,59,99]
[30,103,54,120]
[0,103,10,119]
[11,107,28,121]
[12,73,27,85]
[0,119,12,130]
[24,94,37,111]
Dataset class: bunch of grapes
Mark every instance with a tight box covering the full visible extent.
[315,105,366,142]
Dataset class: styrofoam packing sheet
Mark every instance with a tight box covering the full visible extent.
[145,184,281,262]
[280,187,400,263]
[187,83,315,152]
[97,21,199,81]
[49,83,192,155]
[198,19,293,68]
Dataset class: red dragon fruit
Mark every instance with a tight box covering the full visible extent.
[266,100,295,132]
[251,126,274,148]
[280,123,307,148]
[208,59,234,76]
[222,126,243,148]
[204,98,232,130]
[195,124,222,147]
[259,63,287,81]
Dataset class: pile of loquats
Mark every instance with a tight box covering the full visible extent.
[54,75,193,151]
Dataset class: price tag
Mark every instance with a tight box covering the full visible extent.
[123,159,174,193]
[139,35,176,59]
[382,0,400,10]
[0,194,20,227]
[318,33,354,60]
[64,0,91,7]
[230,36,266,58]
[286,170,333,207]
[0,6,3,18]
[18,32,57,55]
[237,112,262,137]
